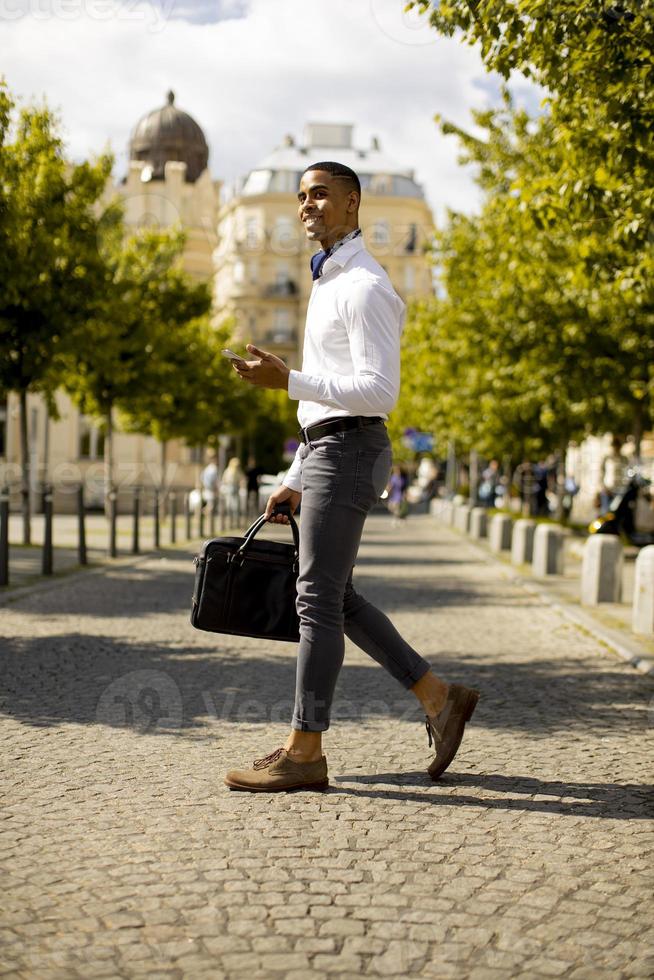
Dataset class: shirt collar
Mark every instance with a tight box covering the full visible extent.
[311,228,363,281]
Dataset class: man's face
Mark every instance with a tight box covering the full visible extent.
[297,170,358,248]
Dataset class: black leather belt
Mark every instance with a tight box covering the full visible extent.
[298,416,384,444]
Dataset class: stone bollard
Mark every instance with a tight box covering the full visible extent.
[489,514,512,553]
[440,500,455,526]
[469,507,488,540]
[632,545,654,635]
[581,536,623,606]
[532,524,564,576]
[511,519,536,566]
[429,497,442,518]
[454,504,472,533]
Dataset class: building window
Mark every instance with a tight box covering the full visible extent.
[0,396,6,457]
[271,216,297,254]
[233,260,245,284]
[371,220,391,247]
[245,216,261,250]
[249,261,259,284]
[79,415,105,460]
[404,265,415,293]
[273,309,291,331]
[275,262,290,286]
[188,445,204,464]
[370,173,392,195]
[248,313,257,334]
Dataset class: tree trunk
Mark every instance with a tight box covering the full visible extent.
[160,439,167,517]
[104,407,114,516]
[632,401,644,460]
[19,389,30,545]
[555,439,568,524]
[468,450,479,507]
[160,439,167,492]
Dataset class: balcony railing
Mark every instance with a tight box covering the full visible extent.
[261,279,298,298]
[262,330,298,347]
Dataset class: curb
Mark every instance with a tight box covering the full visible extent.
[435,517,654,677]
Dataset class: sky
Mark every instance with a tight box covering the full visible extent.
[0,0,541,224]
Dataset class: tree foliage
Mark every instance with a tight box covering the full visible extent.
[0,79,114,539]
[395,2,654,468]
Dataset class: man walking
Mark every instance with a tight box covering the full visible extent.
[224,162,480,792]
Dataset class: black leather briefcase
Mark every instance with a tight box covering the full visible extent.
[190,506,300,642]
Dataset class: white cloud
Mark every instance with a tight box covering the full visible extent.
[0,0,540,223]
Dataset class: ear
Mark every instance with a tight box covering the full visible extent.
[347,191,360,214]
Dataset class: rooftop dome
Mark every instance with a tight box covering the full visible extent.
[129,90,209,184]
[236,122,424,200]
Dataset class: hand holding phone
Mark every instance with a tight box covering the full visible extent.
[221,348,247,363]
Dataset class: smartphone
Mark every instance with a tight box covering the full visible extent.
[221,348,246,363]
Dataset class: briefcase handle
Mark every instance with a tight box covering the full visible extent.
[237,504,300,558]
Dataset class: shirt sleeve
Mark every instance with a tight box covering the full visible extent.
[287,279,403,414]
[283,445,303,493]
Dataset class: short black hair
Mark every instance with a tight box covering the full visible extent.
[301,160,361,200]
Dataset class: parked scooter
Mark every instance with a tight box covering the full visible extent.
[588,469,654,546]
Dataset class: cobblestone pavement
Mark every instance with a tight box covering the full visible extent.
[1,515,653,979]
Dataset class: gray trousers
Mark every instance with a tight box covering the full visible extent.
[292,420,431,732]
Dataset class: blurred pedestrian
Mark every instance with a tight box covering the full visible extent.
[200,452,219,511]
[598,436,629,512]
[387,464,409,526]
[478,459,500,508]
[245,456,265,516]
[220,457,244,523]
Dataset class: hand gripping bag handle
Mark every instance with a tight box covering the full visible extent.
[237,503,299,559]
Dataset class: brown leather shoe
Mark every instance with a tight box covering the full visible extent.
[224,747,329,792]
[425,683,480,780]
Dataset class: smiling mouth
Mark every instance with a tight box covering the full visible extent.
[304,216,323,226]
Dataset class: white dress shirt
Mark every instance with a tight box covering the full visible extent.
[283,233,405,492]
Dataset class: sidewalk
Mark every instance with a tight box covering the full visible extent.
[437,506,654,671]
[2,513,239,590]
[1,515,652,978]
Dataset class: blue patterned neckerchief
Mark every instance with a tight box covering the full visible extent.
[310,228,362,281]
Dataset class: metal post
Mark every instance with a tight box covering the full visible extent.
[153,488,160,549]
[184,491,191,540]
[197,490,204,540]
[170,491,177,544]
[209,497,216,537]
[0,486,9,587]
[219,494,226,532]
[108,488,118,558]
[42,484,53,576]
[77,484,87,566]
[132,486,140,555]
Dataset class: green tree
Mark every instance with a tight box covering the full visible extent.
[63,223,212,505]
[393,98,650,517]
[408,0,654,443]
[0,81,113,542]
[118,314,258,493]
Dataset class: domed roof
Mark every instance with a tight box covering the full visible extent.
[129,90,209,183]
